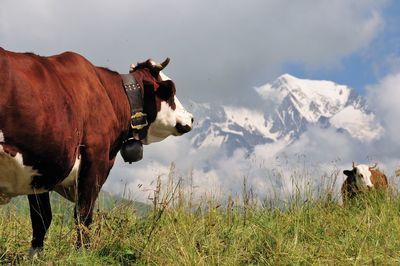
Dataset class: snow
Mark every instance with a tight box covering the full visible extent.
[281,74,349,103]
[196,127,225,148]
[223,106,277,140]
[199,134,225,148]
[256,73,351,122]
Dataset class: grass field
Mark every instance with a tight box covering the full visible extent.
[1,175,400,265]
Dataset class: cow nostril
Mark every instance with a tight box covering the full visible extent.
[191,117,194,124]
[176,123,192,134]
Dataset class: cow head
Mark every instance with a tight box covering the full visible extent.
[130,58,193,144]
[343,162,375,189]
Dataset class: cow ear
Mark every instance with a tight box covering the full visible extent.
[343,170,353,177]
[156,80,174,101]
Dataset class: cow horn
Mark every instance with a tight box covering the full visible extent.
[154,57,170,71]
[352,161,356,168]
[370,162,378,169]
[129,63,136,73]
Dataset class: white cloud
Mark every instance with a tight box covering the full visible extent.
[368,72,400,139]
[105,160,171,202]
[330,106,384,142]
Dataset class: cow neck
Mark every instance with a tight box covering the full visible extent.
[120,73,148,140]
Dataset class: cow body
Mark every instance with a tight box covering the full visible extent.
[342,163,388,203]
[0,50,126,199]
[0,48,193,254]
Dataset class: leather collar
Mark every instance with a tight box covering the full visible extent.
[121,74,148,140]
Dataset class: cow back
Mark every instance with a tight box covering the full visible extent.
[369,169,388,189]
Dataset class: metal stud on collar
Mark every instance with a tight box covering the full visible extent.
[124,82,141,92]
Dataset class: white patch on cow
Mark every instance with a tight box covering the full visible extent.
[355,164,374,188]
[0,147,46,204]
[144,96,193,145]
[175,96,193,127]
[60,154,80,188]
[159,70,193,127]
[145,101,177,144]
[0,131,4,142]
[54,153,81,202]
[159,71,171,81]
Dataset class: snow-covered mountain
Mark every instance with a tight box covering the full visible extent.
[190,74,383,155]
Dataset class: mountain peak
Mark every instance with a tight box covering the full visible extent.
[278,73,299,83]
[192,74,382,155]
[257,74,354,123]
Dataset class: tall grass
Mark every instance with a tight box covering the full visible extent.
[1,168,400,265]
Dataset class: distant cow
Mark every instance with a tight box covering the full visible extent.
[342,162,388,203]
[0,48,193,255]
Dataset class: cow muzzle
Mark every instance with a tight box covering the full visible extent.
[175,121,193,135]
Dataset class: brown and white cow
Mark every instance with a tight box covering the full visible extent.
[0,47,193,255]
[342,162,388,203]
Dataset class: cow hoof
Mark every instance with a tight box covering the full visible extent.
[28,247,43,258]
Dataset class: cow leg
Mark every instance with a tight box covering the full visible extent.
[27,192,52,256]
[74,150,111,248]
[74,175,105,248]
[74,188,97,249]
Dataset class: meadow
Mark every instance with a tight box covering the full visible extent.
[1,172,400,265]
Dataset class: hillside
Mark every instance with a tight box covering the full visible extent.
[1,184,398,265]
[6,190,150,217]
